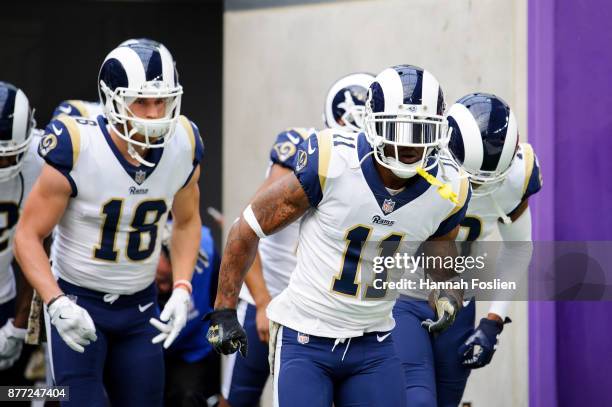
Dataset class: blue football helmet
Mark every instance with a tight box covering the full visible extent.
[98,42,182,166]
[323,72,374,132]
[0,82,35,181]
[447,93,518,196]
[118,38,175,64]
[364,65,447,178]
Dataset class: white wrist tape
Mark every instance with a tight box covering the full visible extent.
[243,204,267,239]
[488,301,510,321]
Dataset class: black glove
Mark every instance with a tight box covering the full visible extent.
[459,317,511,369]
[204,309,248,357]
[421,288,461,333]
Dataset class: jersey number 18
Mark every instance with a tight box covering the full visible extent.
[93,199,167,262]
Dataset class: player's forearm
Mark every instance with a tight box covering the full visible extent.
[491,209,533,319]
[170,217,201,284]
[424,239,461,282]
[244,251,271,308]
[13,229,61,304]
[215,218,260,309]
[425,225,462,282]
[215,172,309,309]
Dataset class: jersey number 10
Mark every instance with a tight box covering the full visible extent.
[93,199,167,262]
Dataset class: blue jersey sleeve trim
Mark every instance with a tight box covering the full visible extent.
[64,173,78,198]
[272,160,295,171]
[522,156,542,201]
[179,118,204,189]
[191,121,204,166]
[182,165,197,189]
[293,134,322,207]
[39,121,73,169]
[506,156,542,218]
[503,145,542,217]
[430,187,472,239]
[38,120,78,197]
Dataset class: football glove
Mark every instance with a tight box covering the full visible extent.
[0,319,26,370]
[47,295,97,353]
[459,317,511,369]
[421,288,461,333]
[150,287,191,349]
[204,309,248,357]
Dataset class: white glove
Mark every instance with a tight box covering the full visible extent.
[47,296,97,353]
[0,319,26,370]
[150,287,191,349]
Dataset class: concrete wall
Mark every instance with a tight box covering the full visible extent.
[224,1,527,405]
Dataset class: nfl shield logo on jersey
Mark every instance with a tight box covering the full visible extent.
[295,150,308,172]
[382,198,395,214]
[134,170,146,185]
[297,332,310,345]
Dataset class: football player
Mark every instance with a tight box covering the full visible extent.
[51,38,172,121]
[450,94,540,365]
[206,65,471,407]
[223,73,374,406]
[391,93,541,406]
[0,82,43,372]
[157,222,222,407]
[14,42,203,406]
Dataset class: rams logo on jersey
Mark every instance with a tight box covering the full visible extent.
[273,141,296,163]
[38,134,58,157]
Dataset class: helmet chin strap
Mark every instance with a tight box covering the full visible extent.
[127,143,155,168]
[384,157,419,179]
[374,147,458,204]
[488,193,512,225]
[124,123,157,168]
[376,145,419,179]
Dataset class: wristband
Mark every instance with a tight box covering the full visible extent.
[174,280,193,294]
[46,293,66,308]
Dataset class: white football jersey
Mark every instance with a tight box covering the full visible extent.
[39,115,203,294]
[266,130,471,338]
[52,100,104,121]
[240,128,315,304]
[0,131,44,303]
[457,143,542,242]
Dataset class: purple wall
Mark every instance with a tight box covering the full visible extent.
[528,0,556,404]
[529,0,612,405]
[555,2,612,240]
